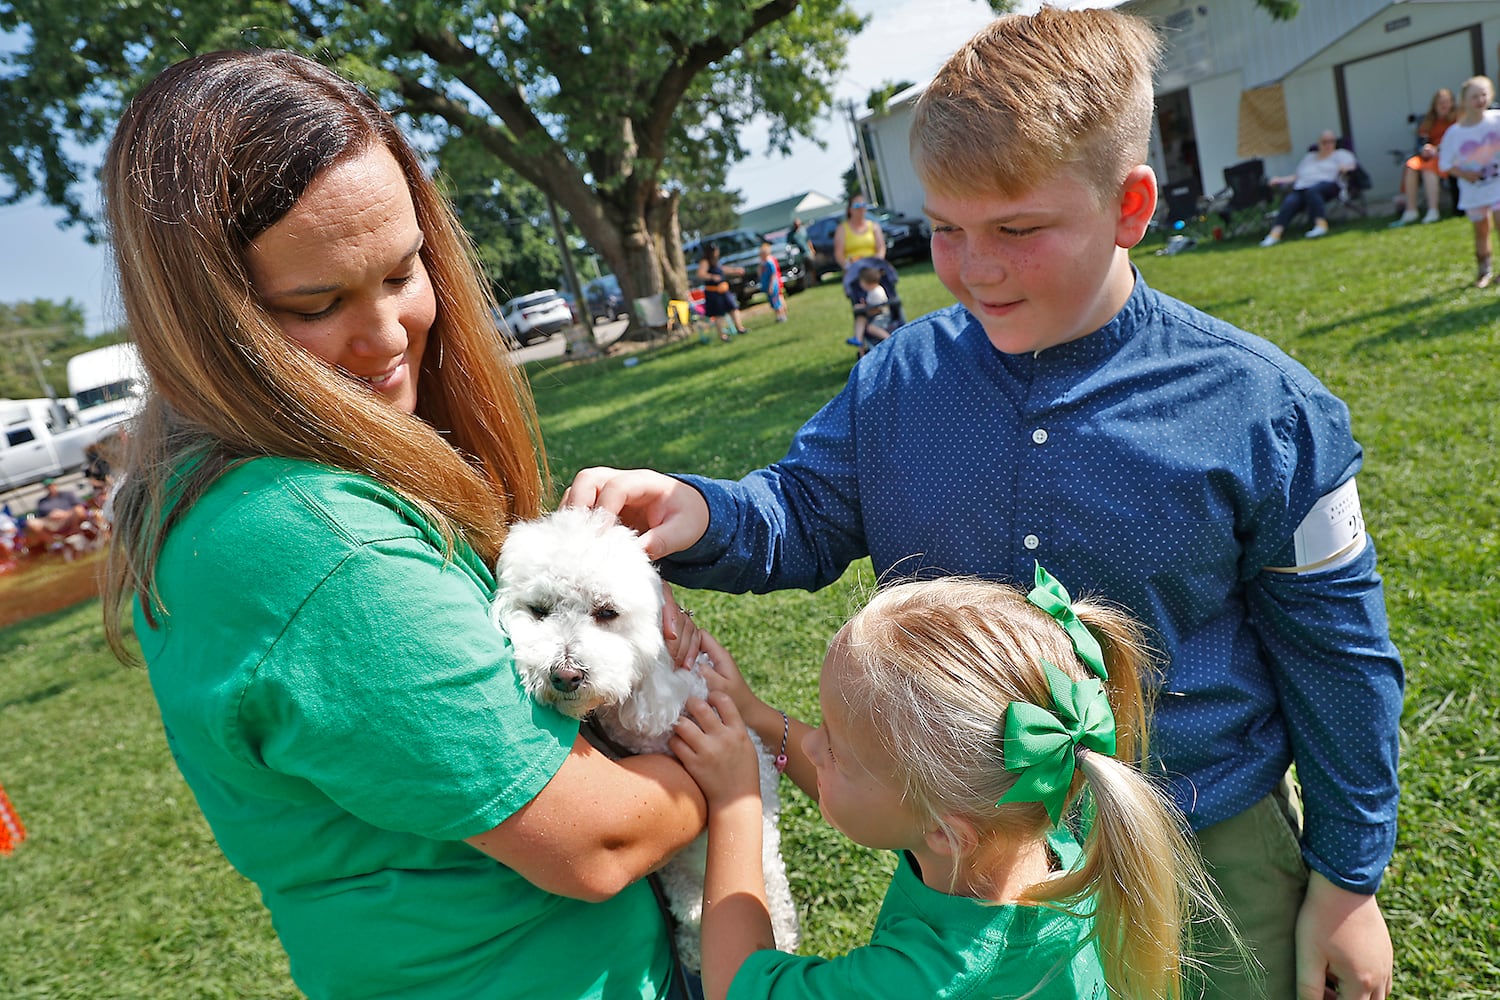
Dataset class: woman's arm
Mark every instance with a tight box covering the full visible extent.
[833,222,847,269]
[465,737,707,902]
[873,223,887,259]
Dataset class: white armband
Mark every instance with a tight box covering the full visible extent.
[1264,477,1367,575]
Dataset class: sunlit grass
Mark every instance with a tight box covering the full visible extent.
[3,221,1497,993]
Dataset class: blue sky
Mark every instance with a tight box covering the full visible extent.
[0,0,1099,335]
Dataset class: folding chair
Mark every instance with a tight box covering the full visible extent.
[634,294,701,349]
[1162,179,1205,229]
[1201,159,1275,237]
[1309,137,1368,220]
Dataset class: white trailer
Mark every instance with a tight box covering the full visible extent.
[66,343,144,423]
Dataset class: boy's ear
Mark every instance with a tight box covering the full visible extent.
[1115,164,1158,250]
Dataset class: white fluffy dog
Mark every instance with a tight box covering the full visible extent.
[492,506,799,973]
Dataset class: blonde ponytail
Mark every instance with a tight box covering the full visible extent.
[1022,601,1237,1000]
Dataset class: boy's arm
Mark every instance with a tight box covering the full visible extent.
[1250,539,1401,893]
[575,329,884,595]
[671,696,777,1000]
[1295,873,1393,1000]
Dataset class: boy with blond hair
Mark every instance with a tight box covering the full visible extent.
[568,9,1400,999]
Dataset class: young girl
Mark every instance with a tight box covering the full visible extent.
[671,570,1229,1000]
[1390,87,1457,227]
[757,242,789,323]
[697,243,749,341]
[1439,75,1500,286]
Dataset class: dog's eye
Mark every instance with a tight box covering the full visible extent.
[527,603,551,619]
[592,605,619,623]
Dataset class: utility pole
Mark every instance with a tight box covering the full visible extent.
[0,326,66,400]
[544,196,601,358]
[841,99,879,203]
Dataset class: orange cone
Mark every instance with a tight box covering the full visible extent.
[0,784,26,855]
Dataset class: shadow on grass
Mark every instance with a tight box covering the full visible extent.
[1347,294,1500,350]
[0,679,76,712]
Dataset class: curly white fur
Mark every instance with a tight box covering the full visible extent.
[492,507,800,973]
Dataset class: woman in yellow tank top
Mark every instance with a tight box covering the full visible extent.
[834,192,886,270]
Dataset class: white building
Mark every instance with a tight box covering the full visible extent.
[861,1,1500,219]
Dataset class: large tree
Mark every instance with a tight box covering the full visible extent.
[0,1,863,326]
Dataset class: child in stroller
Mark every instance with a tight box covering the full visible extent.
[843,257,904,356]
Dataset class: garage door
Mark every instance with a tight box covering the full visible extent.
[1340,28,1479,199]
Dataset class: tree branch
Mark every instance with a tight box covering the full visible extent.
[638,0,800,162]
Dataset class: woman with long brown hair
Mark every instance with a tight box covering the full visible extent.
[103,49,705,999]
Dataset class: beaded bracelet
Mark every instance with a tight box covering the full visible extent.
[774,711,790,774]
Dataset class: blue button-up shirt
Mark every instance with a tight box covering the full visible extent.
[666,275,1402,892]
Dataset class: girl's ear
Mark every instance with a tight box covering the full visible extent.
[925,814,980,858]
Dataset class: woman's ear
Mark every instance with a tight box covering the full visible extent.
[1115,164,1158,250]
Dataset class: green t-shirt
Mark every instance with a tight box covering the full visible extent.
[729,844,1104,1000]
[136,457,672,999]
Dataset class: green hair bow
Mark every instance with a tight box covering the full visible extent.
[997,660,1117,826]
[1026,563,1108,679]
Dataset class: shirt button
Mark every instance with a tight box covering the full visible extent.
[1031,428,1048,444]
[1023,534,1040,550]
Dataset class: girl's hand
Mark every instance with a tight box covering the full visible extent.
[694,630,758,713]
[670,693,761,808]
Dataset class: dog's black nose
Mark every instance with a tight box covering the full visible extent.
[550,667,585,693]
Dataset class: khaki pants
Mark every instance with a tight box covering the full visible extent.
[1191,775,1310,1000]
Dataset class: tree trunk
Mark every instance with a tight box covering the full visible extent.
[548,179,693,343]
[648,188,688,303]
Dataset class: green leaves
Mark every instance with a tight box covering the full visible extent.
[1,0,865,310]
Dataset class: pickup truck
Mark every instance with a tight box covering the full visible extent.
[0,403,127,493]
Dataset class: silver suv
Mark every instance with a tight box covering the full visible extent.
[499,289,573,347]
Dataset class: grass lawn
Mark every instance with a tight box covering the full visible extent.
[2,214,1497,996]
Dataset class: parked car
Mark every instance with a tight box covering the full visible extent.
[805,206,932,277]
[583,274,631,324]
[498,289,573,347]
[0,398,130,492]
[877,208,933,264]
[682,228,815,304]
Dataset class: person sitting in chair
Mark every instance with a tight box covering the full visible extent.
[1260,131,1358,246]
[1391,88,1457,227]
[851,266,891,346]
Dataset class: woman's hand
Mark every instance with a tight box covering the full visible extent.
[670,693,762,809]
[662,581,704,670]
[563,466,710,561]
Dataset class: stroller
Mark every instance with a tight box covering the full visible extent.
[842,257,905,357]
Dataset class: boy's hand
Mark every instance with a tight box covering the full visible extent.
[1294,873,1392,999]
[562,467,710,561]
[670,693,761,808]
